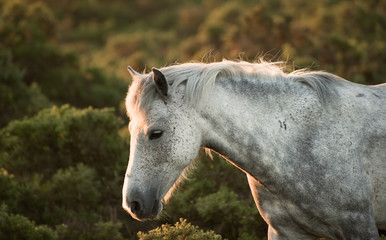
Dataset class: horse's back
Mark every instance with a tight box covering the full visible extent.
[367,119,386,230]
[362,83,386,229]
[372,144,386,230]
[330,82,386,229]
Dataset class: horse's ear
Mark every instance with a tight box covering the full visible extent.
[127,66,142,80]
[152,68,168,97]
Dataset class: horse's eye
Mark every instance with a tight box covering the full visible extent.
[149,130,163,140]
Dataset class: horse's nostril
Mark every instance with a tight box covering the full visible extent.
[130,201,142,213]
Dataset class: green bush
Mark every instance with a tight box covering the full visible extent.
[0,205,57,240]
[0,0,55,47]
[0,169,21,212]
[0,105,128,221]
[92,221,124,240]
[0,0,127,109]
[195,185,266,240]
[0,166,45,223]
[0,105,134,239]
[0,105,127,179]
[40,163,107,227]
[138,218,224,240]
[47,163,101,211]
[0,49,51,127]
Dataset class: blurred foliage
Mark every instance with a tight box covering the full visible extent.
[40,0,384,85]
[0,49,51,128]
[0,105,126,179]
[0,0,385,239]
[0,204,56,240]
[0,0,128,114]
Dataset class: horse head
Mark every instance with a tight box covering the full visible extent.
[122,67,202,220]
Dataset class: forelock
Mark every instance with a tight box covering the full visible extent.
[125,74,157,120]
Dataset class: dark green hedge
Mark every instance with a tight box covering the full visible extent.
[0,105,133,239]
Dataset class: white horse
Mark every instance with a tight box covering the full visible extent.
[122,60,386,240]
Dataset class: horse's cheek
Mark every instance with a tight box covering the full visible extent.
[170,128,198,167]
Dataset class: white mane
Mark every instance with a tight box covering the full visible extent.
[126,60,342,119]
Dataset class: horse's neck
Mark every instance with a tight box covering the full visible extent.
[199,77,319,183]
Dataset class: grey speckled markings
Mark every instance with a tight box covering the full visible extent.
[122,60,386,240]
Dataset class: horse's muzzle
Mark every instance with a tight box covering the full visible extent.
[123,187,163,221]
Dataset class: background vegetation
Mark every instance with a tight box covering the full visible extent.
[0,0,385,239]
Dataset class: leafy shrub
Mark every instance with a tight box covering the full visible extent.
[195,185,266,239]
[92,221,124,240]
[0,105,127,179]
[47,163,101,211]
[0,105,128,221]
[0,0,55,47]
[138,218,224,240]
[0,169,21,212]
[0,205,57,240]
[0,167,45,222]
[0,0,127,109]
[0,48,51,127]
[0,105,134,239]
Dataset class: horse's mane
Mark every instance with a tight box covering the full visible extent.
[126,60,342,118]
